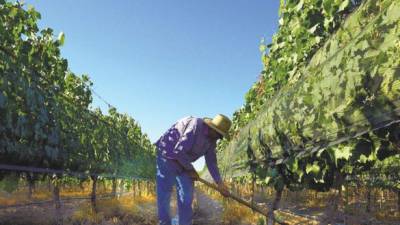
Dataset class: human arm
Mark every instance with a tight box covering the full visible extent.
[205,147,230,196]
[205,147,222,184]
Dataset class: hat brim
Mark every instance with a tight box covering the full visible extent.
[204,118,227,138]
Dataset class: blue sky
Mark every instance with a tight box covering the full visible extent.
[24,1,280,169]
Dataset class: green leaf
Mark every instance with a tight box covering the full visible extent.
[315,36,322,44]
[306,162,320,174]
[278,0,285,16]
[58,32,65,45]
[338,0,350,12]
[0,174,19,193]
[259,44,267,53]
[295,0,304,11]
[279,17,284,26]
[9,7,18,18]
[323,0,334,15]
[286,156,298,172]
[338,146,352,160]
[265,176,271,184]
[308,24,319,34]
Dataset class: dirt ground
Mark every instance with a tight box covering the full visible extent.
[0,196,157,225]
[193,190,224,225]
[0,189,398,225]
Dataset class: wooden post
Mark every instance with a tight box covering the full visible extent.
[137,181,141,197]
[26,173,35,200]
[48,178,52,192]
[28,180,34,200]
[52,177,62,225]
[268,188,283,225]
[397,190,400,213]
[132,179,136,197]
[53,182,61,209]
[112,177,117,198]
[366,187,371,213]
[146,181,151,196]
[101,179,107,192]
[90,175,98,212]
[119,179,124,198]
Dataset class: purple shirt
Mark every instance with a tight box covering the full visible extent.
[155,116,222,183]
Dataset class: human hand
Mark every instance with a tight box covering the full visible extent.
[217,181,230,197]
[187,170,200,180]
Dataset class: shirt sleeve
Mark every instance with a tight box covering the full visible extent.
[173,118,197,171]
[205,147,222,183]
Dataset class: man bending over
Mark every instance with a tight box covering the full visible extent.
[155,114,231,225]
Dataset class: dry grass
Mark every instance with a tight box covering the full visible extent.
[375,210,400,222]
[0,187,157,225]
[69,195,157,225]
[220,199,265,225]
[1,183,399,225]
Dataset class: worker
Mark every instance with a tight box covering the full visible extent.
[155,114,231,225]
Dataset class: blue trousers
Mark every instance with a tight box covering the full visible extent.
[156,155,194,225]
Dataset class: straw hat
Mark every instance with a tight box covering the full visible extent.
[204,114,232,138]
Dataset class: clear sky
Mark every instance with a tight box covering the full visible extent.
[23,0,280,170]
